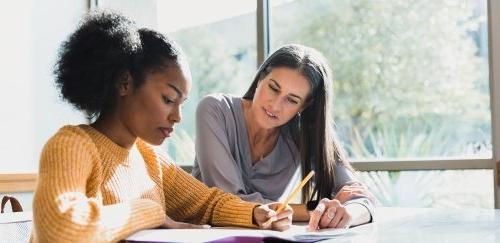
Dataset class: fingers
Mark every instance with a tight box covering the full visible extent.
[309,198,352,230]
[336,184,373,203]
[274,205,293,231]
[268,204,293,231]
[257,203,293,231]
[327,206,344,228]
[335,213,352,229]
[267,208,278,219]
[308,199,327,231]
[272,219,291,231]
[271,211,292,231]
[266,202,281,211]
[259,205,278,229]
[319,205,336,228]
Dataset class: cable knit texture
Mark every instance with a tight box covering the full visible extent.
[31,125,258,243]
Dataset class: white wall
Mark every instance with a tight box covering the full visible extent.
[0,0,87,174]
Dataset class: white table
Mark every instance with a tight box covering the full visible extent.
[332,207,500,243]
[126,207,500,242]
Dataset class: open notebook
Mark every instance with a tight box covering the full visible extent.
[125,225,350,242]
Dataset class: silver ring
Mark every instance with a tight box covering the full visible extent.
[315,203,326,213]
[327,208,335,219]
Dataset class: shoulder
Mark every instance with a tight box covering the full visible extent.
[42,125,96,153]
[39,125,99,172]
[197,93,240,114]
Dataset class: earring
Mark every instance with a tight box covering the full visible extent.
[297,112,301,117]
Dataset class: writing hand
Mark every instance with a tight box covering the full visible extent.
[253,202,293,231]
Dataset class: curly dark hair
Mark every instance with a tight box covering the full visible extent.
[54,11,182,119]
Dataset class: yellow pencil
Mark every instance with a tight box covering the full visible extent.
[264,170,315,226]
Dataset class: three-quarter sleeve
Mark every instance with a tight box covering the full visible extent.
[332,164,375,221]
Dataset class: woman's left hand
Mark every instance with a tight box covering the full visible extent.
[334,183,374,204]
[308,198,351,231]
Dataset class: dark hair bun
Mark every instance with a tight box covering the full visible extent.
[54,11,140,118]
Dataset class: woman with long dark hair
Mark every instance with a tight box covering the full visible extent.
[193,44,374,230]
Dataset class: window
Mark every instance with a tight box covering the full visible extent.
[94,0,500,208]
[271,0,490,160]
[270,0,493,208]
[160,1,257,164]
[359,169,493,208]
[98,0,257,165]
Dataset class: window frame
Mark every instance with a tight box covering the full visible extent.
[259,0,500,207]
[92,0,500,208]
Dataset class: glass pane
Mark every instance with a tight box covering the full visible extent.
[359,169,494,208]
[271,0,491,160]
[99,1,257,165]
[160,1,257,165]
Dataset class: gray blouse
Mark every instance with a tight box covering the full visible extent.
[192,94,374,216]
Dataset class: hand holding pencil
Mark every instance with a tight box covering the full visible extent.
[253,202,293,231]
[253,171,315,231]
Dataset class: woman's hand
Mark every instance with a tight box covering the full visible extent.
[253,202,293,231]
[308,198,351,231]
[334,183,374,204]
[159,215,211,229]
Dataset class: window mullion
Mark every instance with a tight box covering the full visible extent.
[257,0,270,67]
[488,0,500,209]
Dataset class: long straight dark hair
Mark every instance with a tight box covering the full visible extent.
[243,44,353,203]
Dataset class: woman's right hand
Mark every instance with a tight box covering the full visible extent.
[253,202,293,231]
[334,183,374,204]
[159,215,211,229]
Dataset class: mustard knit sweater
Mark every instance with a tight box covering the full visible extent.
[31,125,258,242]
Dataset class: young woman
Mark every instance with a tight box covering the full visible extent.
[192,44,374,230]
[31,11,292,242]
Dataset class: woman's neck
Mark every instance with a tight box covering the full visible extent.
[242,99,279,162]
[91,114,136,149]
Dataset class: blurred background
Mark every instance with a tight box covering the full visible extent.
[0,0,496,209]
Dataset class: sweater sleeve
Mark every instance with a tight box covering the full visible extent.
[160,157,258,228]
[332,164,375,222]
[193,95,272,203]
[32,129,165,243]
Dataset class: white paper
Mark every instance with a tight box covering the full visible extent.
[125,225,349,242]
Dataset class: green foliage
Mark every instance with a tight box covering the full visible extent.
[345,117,488,158]
[271,0,490,158]
[170,27,256,139]
[168,0,490,161]
[359,169,493,208]
[162,0,492,208]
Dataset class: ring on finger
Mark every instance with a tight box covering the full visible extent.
[327,208,335,219]
[315,203,326,213]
